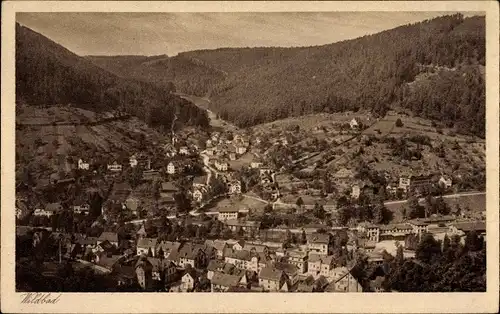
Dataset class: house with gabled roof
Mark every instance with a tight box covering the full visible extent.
[285,249,308,274]
[146,257,177,282]
[177,243,208,269]
[159,181,177,209]
[325,266,363,292]
[204,239,229,259]
[157,240,182,260]
[136,238,158,257]
[180,267,199,292]
[135,255,153,290]
[211,271,243,292]
[96,253,122,273]
[97,232,119,247]
[258,267,287,292]
[307,254,335,278]
[193,175,208,188]
[439,175,453,189]
[274,262,300,287]
[207,260,228,280]
[307,232,332,255]
[297,275,316,292]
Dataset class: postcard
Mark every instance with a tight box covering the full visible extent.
[1,1,499,313]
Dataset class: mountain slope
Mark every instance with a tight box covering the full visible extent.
[87,14,485,137]
[87,54,226,96]
[204,14,485,135]
[16,24,209,130]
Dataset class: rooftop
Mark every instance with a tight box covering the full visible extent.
[307,232,330,244]
[259,267,284,281]
[211,271,241,287]
[137,238,157,249]
[453,221,486,232]
[98,232,118,243]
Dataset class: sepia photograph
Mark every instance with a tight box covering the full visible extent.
[1,1,499,313]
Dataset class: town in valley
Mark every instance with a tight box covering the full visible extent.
[15,12,486,293]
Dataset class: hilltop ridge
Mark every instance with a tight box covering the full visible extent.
[89,14,485,137]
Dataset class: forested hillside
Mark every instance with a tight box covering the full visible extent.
[88,14,485,137]
[16,24,209,130]
[88,54,226,96]
[204,14,485,136]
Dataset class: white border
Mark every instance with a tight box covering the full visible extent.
[2,1,499,313]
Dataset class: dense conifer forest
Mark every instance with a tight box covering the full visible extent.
[89,14,485,137]
[16,24,209,130]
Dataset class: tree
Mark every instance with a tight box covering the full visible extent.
[222,228,233,239]
[464,231,483,252]
[406,195,424,219]
[395,118,404,127]
[395,244,404,265]
[236,227,245,239]
[144,219,157,238]
[128,166,144,188]
[264,204,273,214]
[301,230,307,245]
[372,204,384,224]
[174,191,192,213]
[296,197,304,208]
[314,203,326,220]
[416,234,442,264]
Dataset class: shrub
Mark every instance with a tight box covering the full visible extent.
[395,118,404,127]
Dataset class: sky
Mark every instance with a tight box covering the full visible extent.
[16,11,483,56]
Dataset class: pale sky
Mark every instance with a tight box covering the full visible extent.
[16,12,483,56]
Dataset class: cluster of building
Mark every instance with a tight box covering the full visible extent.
[355,215,486,264]
[349,172,453,201]
[52,226,363,293]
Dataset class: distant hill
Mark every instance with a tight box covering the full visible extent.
[88,14,485,137]
[87,54,226,96]
[16,24,209,131]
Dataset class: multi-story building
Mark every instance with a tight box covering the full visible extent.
[307,232,332,255]
[258,267,287,292]
[218,208,239,221]
[286,250,308,274]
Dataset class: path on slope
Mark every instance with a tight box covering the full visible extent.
[384,191,486,205]
[175,93,239,131]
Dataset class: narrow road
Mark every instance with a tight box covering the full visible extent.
[242,194,270,204]
[200,151,220,177]
[240,191,485,209]
[384,191,485,206]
